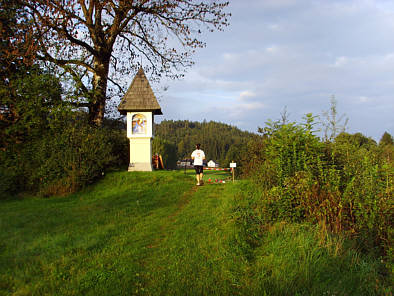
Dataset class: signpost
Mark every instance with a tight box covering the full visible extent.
[230,162,236,183]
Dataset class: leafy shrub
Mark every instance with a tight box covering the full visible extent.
[1,67,63,148]
[0,114,128,198]
[239,115,393,259]
[0,148,25,198]
[34,124,115,195]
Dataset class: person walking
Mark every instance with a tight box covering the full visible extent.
[191,143,205,186]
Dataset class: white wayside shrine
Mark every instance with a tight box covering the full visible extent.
[118,68,162,171]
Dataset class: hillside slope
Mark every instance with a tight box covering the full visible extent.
[0,171,389,295]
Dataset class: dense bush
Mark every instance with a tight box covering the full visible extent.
[0,114,128,198]
[238,116,393,260]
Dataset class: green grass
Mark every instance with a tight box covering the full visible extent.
[0,171,390,295]
[248,223,390,295]
[183,168,233,184]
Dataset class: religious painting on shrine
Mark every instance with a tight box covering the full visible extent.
[132,113,147,135]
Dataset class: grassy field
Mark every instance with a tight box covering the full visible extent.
[0,170,391,295]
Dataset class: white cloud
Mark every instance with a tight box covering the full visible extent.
[359,96,371,103]
[241,102,265,110]
[331,56,348,68]
[266,46,279,54]
[239,90,257,101]
[268,23,281,31]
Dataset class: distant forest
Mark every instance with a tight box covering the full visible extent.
[154,120,258,166]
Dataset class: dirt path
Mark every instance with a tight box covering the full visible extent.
[141,182,239,295]
[146,183,203,250]
[167,184,199,221]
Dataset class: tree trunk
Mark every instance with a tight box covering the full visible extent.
[89,57,110,126]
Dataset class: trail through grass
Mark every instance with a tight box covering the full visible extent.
[0,171,390,295]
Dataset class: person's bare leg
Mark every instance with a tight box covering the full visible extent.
[200,173,203,185]
[196,174,200,185]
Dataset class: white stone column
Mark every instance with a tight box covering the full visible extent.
[127,111,154,171]
[128,138,152,171]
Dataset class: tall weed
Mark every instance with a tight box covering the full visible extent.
[240,116,393,261]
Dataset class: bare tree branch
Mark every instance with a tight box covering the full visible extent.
[18,0,230,125]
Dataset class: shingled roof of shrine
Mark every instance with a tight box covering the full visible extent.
[118,67,162,115]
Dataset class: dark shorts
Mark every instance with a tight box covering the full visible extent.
[194,165,203,174]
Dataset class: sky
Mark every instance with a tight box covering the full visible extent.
[154,0,394,141]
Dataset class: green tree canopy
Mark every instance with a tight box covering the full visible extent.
[154,120,257,166]
[0,66,63,148]
[379,131,393,146]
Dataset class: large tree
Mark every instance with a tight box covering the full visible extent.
[1,0,62,147]
[20,0,230,126]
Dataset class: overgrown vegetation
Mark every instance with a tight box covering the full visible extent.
[0,113,128,198]
[1,132,127,197]
[237,113,393,278]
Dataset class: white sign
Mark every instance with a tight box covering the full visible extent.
[230,162,236,168]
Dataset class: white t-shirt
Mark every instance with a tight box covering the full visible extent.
[191,149,205,166]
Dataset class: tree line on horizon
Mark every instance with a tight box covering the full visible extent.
[153,120,258,167]
[152,114,393,171]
